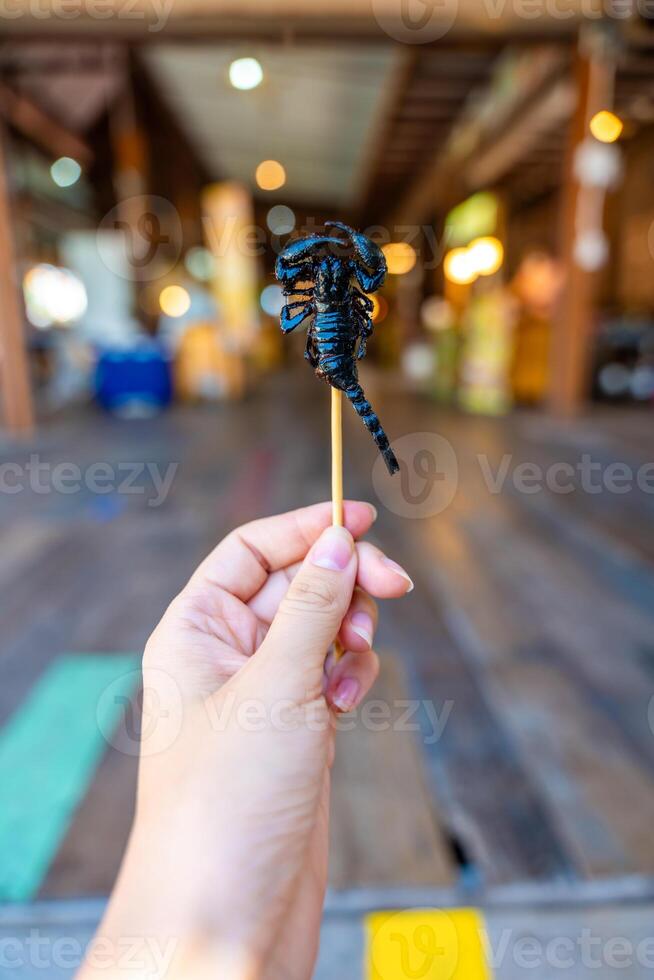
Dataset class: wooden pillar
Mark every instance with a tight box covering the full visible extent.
[550,37,615,416]
[0,121,33,435]
[108,56,150,297]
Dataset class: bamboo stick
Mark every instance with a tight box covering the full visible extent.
[331,387,343,526]
[331,387,344,660]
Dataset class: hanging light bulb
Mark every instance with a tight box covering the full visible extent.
[229,58,263,91]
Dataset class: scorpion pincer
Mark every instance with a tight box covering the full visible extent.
[275,221,399,475]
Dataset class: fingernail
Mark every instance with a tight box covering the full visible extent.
[350,611,374,647]
[311,526,354,571]
[382,557,414,592]
[367,503,378,521]
[332,676,360,712]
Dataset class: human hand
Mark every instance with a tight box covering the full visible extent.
[79,502,413,980]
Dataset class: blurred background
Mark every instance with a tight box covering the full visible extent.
[1,2,654,977]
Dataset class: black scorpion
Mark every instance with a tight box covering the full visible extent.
[275,221,399,475]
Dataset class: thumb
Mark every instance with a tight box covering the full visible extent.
[256,525,357,701]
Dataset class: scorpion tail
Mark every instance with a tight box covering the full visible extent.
[343,383,399,476]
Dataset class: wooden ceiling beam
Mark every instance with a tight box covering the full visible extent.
[0,19,583,46]
[0,81,92,164]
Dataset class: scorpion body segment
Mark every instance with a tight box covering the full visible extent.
[275,223,399,475]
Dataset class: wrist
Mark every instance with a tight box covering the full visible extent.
[78,934,259,980]
[77,830,261,980]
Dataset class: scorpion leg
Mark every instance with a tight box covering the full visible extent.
[352,286,374,313]
[281,300,313,333]
[352,295,374,354]
[354,292,374,334]
[279,263,313,295]
[304,326,319,367]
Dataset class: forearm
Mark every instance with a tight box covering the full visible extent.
[76,826,261,980]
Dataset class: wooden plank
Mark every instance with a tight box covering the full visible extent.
[329,654,455,889]
[371,531,576,886]
[436,462,654,878]
[0,520,63,592]
[351,385,654,884]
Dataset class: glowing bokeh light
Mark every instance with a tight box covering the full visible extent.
[23,264,87,328]
[260,283,284,316]
[468,236,504,277]
[402,342,435,383]
[445,192,498,247]
[369,294,389,323]
[382,241,417,275]
[443,247,477,285]
[50,157,82,188]
[590,110,623,143]
[421,295,454,332]
[255,160,286,191]
[266,204,295,235]
[184,246,215,281]
[229,57,263,91]
[159,285,191,318]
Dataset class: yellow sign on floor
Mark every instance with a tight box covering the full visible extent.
[366,908,492,980]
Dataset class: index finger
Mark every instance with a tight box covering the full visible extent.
[188,500,376,602]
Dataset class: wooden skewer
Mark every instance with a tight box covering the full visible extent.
[331,387,344,527]
[331,387,345,661]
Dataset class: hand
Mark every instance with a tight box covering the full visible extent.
[78,502,413,980]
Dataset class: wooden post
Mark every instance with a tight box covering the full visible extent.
[0,120,33,435]
[550,37,615,416]
[109,70,150,289]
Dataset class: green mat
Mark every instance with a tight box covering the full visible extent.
[0,653,140,901]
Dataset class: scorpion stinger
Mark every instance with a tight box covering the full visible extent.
[275,223,399,476]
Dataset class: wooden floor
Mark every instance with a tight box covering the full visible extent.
[1,369,654,901]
